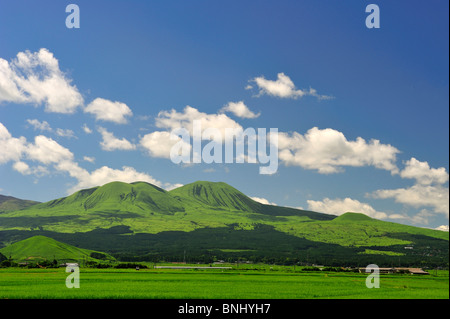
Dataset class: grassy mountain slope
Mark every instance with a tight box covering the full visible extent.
[170,181,332,220]
[274,212,448,248]
[0,181,447,266]
[0,235,114,262]
[0,195,40,213]
[169,181,262,212]
[32,181,184,215]
[0,181,331,234]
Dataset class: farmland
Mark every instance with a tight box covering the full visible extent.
[0,266,448,299]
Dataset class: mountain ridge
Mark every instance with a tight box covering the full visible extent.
[0,194,40,213]
[0,180,448,266]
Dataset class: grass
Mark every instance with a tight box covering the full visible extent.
[0,236,114,263]
[359,249,405,256]
[0,267,448,299]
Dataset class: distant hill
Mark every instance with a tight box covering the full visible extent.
[332,212,374,222]
[0,235,114,263]
[0,181,447,266]
[0,195,40,213]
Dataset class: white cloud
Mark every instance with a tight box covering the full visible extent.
[142,105,253,159]
[25,135,74,164]
[83,156,95,163]
[1,122,179,194]
[410,209,435,225]
[98,127,136,151]
[85,98,133,124]
[220,101,260,119]
[307,197,389,220]
[1,122,74,171]
[0,58,26,103]
[12,161,31,175]
[400,158,449,185]
[13,161,49,177]
[26,119,76,139]
[82,124,93,134]
[55,128,76,139]
[66,165,162,193]
[435,225,449,232]
[248,72,332,100]
[274,127,400,174]
[0,48,83,113]
[26,119,52,132]
[62,163,182,194]
[164,183,184,191]
[155,105,243,140]
[140,131,191,159]
[250,196,277,206]
[0,122,27,164]
[370,159,449,222]
[371,184,449,218]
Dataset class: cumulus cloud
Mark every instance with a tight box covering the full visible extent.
[0,122,27,164]
[26,119,76,139]
[248,72,332,100]
[220,101,260,119]
[371,184,449,218]
[66,165,162,193]
[307,197,389,220]
[2,119,179,194]
[140,131,191,159]
[400,158,449,185]
[98,127,136,151]
[435,225,449,232]
[56,128,76,139]
[26,119,52,132]
[274,127,400,174]
[85,98,133,124]
[0,48,83,113]
[370,159,449,224]
[12,161,31,175]
[143,105,270,161]
[83,156,95,163]
[164,183,184,191]
[61,161,182,194]
[82,124,93,134]
[12,161,48,177]
[155,105,243,139]
[250,196,277,206]
[25,135,74,164]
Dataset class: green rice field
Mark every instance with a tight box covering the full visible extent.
[0,267,448,299]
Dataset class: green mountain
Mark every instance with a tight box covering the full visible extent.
[0,181,447,266]
[0,235,114,263]
[0,195,40,213]
[35,181,185,215]
[170,181,261,212]
[171,181,331,219]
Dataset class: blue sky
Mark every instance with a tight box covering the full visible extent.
[0,0,448,229]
